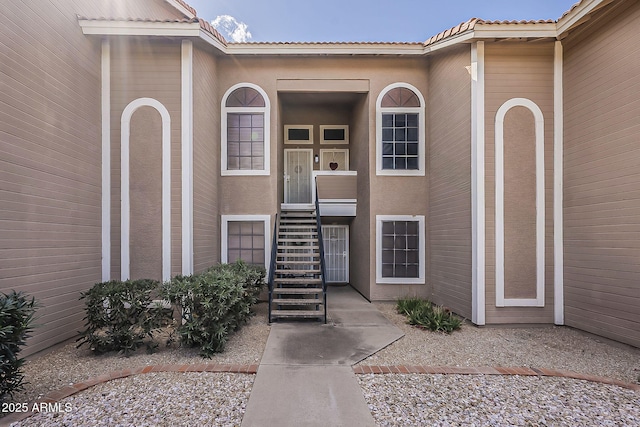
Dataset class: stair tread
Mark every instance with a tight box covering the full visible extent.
[271,309,324,318]
[274,277,322,283]
[272,287,323,294]
[276,260,320,264]
[275,270,321,274]
[272,298,323,305]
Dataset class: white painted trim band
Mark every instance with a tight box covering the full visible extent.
[471,42,486,325]
[554,41,565,325]
[181,40,194,275]
[101,40,111,282]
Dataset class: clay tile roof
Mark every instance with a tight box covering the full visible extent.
[424,18,480,47]
[171,0,197,17]
[559,0,586,20]
[229,41,423,46]
[198,18,228,46]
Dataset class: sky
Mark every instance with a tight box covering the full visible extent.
[185,0,579,43]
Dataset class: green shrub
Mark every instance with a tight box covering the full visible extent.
[396,296,462,334]
[163,261,265,358]
[0,291,37,401]
[76,279,173,356]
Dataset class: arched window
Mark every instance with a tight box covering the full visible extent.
[376,83,425,176]
[221,84,270,175]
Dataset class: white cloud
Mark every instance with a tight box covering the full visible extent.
[212,15,252,43]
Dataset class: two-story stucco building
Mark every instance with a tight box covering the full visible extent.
[1,0,638,355]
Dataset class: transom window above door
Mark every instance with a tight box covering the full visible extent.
[221,84,271,176]
[376,83,425,176]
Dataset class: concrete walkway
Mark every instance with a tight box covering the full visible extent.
[241,286,404,427]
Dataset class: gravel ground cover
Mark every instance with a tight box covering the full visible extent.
[359,374,640,427]
[4,299,640,427]
[360,302,640,385]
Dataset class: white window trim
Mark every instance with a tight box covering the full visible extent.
[376,215,426,284]
[495,98,545,308]
[221,214,271,269]
[221,83,271,176]
[375,83,426,176]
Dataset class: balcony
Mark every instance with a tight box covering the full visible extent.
[312,171,357,217]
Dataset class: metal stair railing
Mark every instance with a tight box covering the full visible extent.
[314,177,328,324]
[267,212,278,323]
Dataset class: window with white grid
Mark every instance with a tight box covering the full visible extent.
[376,215,425,284]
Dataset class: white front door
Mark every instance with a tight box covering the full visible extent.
[322,225,349,283]
[284,149,313,204]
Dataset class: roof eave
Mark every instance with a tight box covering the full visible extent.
[79,19,202,37]
[225,43,427,56]
[557,0,611,35]
[472,22,558,40]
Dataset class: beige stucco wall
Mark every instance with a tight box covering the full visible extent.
[562,0,640,348]
[427,45,473,318]
[0,0,186,355]
[216,56,430,300]
[484,42,555,324]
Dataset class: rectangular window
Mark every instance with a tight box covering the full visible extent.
[221,215,271,268]
[381,113,419,170]
[284,125,313,144]
[227,113,264,170]
[376,215,425,284]
[227,221,265,265]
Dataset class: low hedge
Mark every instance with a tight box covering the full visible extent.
[77,262,265,358]
[0,291,37,401]
[76,279,173,356]
[163,261,265,358]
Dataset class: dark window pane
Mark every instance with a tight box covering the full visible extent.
[382,264,394,277]
[407,114,418,127]
[382,249,395,263]
[394,115,406,127]
[395,143,406,155]
[395,129,406,142]
[382,129,394,141]
[395,158,406,170]
[382,114,394,127]
[407,143,418,155]
[324,128,345,140]
[383,157,394,169]
[407,157,419,170]
[288,128,310,141]
[382,221,394,234]
[383,143,394,155]
[407,128,418,142]
[406,222,419,234]
[406,265,419,278]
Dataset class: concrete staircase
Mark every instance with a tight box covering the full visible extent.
[269,209,326,322]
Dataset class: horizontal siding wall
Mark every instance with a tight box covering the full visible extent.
[0,0,188,356]
[484,42,555,324]
[0,1,101,357]
[427,45,473,318]
[193,48,219,272]
[563,0,640,347]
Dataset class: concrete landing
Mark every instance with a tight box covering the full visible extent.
[241,286,404,426]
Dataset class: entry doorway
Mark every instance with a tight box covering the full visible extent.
[284,149,313,204]
[322,225,349,283]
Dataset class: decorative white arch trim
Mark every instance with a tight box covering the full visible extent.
[221,82,271,176]
[375,82,426,176]
[121,97,171,281]
[471,41,486,325]
[495,97,545,307]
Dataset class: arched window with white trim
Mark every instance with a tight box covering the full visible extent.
[376,83,426,176]
[221,83,270,176]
